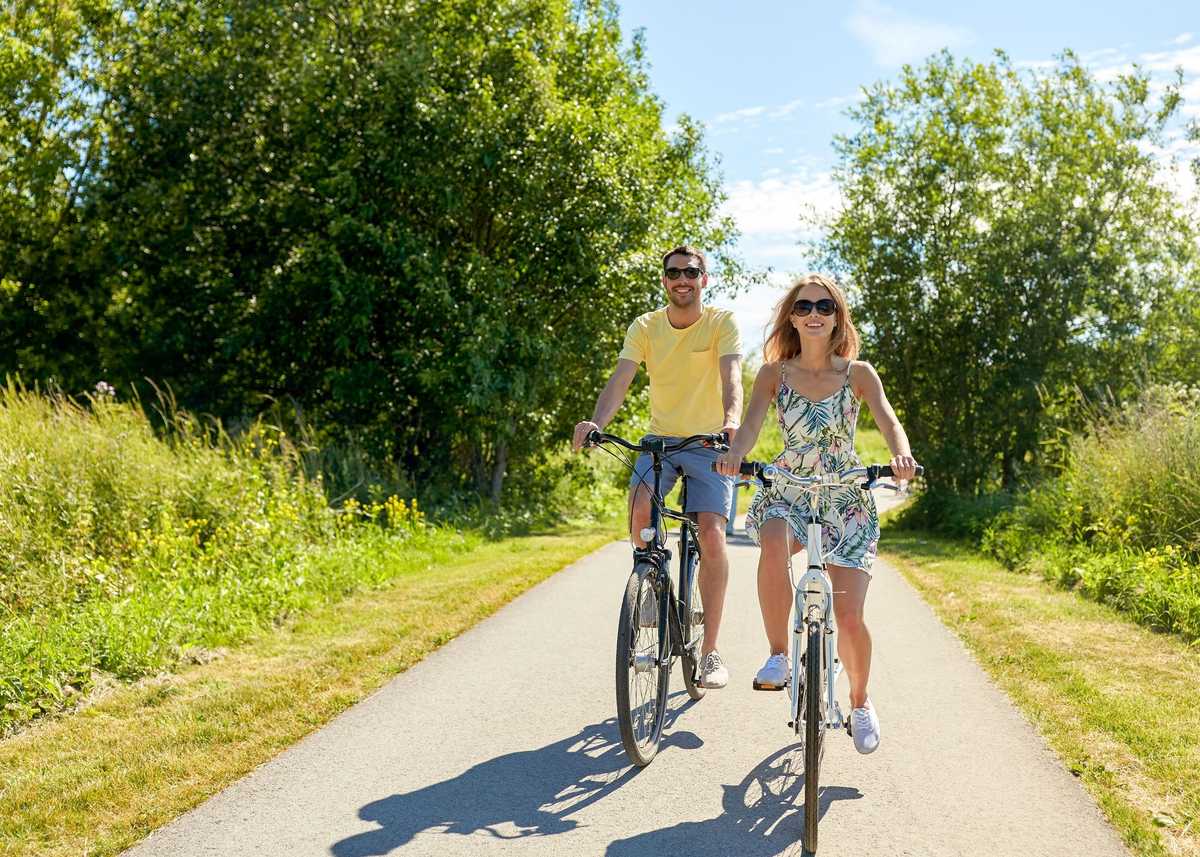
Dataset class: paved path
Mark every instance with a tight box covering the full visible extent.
[125,493,1129,857]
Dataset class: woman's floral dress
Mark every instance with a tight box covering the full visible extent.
[744,366,879,574]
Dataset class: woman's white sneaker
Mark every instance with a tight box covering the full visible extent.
[754,653,789,689]
[851,701,881,754]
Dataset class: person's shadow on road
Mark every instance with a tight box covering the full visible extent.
[606,743,863,857]
[331,695,702,856]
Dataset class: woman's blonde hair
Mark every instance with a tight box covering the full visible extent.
[763,273,860,363]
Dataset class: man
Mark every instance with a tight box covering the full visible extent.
[573,245,742,687]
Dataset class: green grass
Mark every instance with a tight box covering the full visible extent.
[980,384,1200,641]
[0,385,629,855]
[0,385,463,733]
[882,526,1200,857]
[0,525,618,857]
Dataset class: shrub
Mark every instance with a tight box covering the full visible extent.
[979,384,1200,640]
[0,384,440,733]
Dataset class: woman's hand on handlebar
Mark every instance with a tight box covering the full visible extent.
[890,453,919,482]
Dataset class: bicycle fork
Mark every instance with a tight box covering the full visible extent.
[790,566,846,733]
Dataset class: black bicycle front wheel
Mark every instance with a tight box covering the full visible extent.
[679,551,706,701]
[615,565,670,766]
[803,621,824,852]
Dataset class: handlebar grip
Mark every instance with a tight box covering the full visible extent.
[874,464,924,477]
[710,461,766,478]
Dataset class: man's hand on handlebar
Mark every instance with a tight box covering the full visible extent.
[572,420,600,453]
[714,450,743,477]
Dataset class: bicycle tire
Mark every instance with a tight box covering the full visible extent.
[680,550,706,701]
[615,566,669,766]
[803,621,824,853]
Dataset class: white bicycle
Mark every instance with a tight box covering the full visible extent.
[734,460,923,853]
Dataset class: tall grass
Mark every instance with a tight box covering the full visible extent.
[0,383,450,733]
[981,385,1200,640]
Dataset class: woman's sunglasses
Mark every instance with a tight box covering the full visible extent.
[664,266,704,280]
[792,298,837,317]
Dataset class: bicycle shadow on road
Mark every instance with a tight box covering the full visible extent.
[330,695,703,856]
[605,743,863,857]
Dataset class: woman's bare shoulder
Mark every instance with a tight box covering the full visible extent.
[847,360,880,396]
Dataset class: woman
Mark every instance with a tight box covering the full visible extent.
[717,273,918,754]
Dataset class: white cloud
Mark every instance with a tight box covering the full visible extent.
[1080,47,1127,65]
[815,93,864,110]
[711,105,767,125]
[722,172,841,238]
[707,98,808,129]
[768,98,806,119]
[845,0,973,67]
[1137,43,1200,75]
[1172,33,1194,46]
[764,147,785,155]
[715,172,849,348]
[1079,43,1200,118]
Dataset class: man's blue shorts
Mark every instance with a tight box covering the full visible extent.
[628,435,734,520]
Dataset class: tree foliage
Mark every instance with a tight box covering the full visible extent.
[0,0,124,382]
[820,51,1198,495]
[2,0,739,502]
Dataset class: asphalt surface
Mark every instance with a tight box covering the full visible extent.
[124,493,1130,857]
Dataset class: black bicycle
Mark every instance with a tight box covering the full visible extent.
[586,429,728,766]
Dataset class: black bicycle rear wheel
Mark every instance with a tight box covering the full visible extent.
[615,565,670,766]
[803,621,824,852]
[680,551,706,701]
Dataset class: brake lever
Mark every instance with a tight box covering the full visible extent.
[862,479,906,494]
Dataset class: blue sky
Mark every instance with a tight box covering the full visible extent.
[615,1,1198,353]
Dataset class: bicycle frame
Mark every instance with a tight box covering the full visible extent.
[636,438,703,669]
[762,463,917,733]
[788,493,845,734]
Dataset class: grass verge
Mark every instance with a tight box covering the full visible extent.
[0,526,617,857]
[882,527,1200,857]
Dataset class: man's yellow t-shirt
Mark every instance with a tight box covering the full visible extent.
[619,306,742,437]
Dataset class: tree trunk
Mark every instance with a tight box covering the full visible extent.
[490,438,508,505]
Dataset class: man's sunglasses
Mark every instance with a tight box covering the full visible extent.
[792,298,837,317]
[664,266,704,280]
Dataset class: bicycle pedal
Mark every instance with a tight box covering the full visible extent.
[752,679,787,691]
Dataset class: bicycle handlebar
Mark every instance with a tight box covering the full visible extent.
[713,460,924,486]
[586,430,730,454]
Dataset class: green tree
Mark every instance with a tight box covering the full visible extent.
[0,0,124,384]
[819,50,1196,495]
[90,0,739,501]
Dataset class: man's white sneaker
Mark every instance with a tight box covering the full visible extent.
[753,653,789,690]
[850,701,881,754]
[700,650,729,688]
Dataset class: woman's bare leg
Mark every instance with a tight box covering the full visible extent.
[829,564,872,709]
[757,518,803,654]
